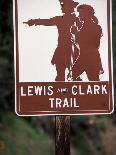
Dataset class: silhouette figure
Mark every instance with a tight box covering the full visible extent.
[71,5,104,81]
[24,0,79,81]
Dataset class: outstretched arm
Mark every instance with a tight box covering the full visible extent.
[23,17,59,26]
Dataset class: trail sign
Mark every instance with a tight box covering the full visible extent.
[13,0,114,116]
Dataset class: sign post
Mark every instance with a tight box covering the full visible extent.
[13,0,113,154]
[55,116,70,155]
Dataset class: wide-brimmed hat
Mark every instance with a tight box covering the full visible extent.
[59,0,79,7]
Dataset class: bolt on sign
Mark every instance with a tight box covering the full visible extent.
[13,0,114,116]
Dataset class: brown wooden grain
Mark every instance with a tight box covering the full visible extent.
[55,116,70,155]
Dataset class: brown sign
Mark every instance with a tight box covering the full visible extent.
[13,0,114,116]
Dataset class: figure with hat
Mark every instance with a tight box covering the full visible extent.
[24,0,79,81]
[71,4,104,81]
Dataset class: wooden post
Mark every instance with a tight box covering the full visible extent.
[55,116,70,155]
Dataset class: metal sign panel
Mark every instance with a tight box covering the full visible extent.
[13,0,114,116]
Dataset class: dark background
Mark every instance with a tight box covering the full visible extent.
[0,0,116,155]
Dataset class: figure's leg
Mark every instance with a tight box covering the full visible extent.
[86,70,100,81]
[55,64,65,81]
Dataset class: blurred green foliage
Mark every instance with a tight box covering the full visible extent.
[0,112,54,155]
[0,0,14,110]
[113,0,116,84]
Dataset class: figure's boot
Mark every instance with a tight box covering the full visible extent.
[55,75,65,82]
[73,76,82,81]
[55,65,65,81]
